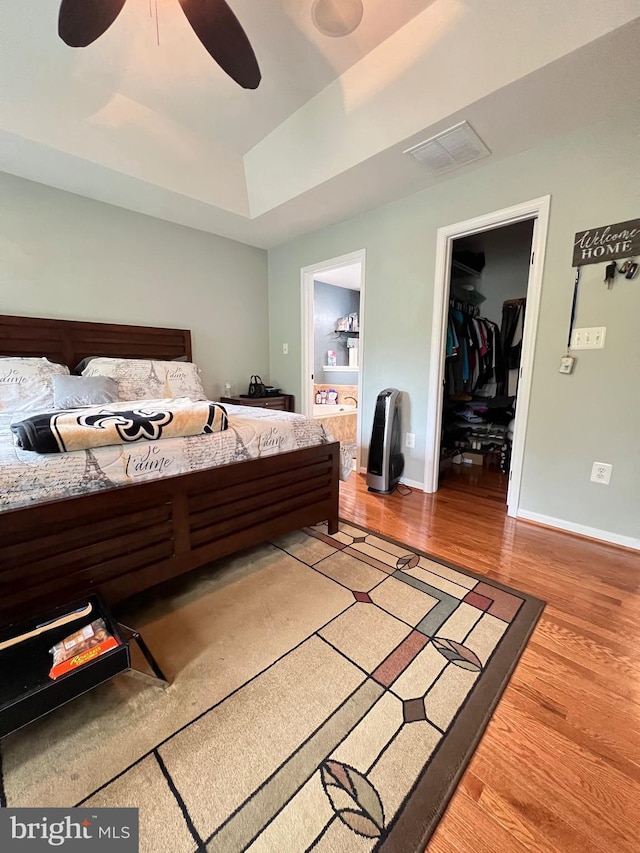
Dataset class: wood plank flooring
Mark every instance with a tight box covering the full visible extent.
[339,473,640,853]
[438,463,508,502]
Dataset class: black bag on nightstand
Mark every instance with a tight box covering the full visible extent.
[247,375,266,398]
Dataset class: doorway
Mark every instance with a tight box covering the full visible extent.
[424,197,550,517]
[301,250,366,472]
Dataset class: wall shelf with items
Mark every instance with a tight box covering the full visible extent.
[323,365,359,373]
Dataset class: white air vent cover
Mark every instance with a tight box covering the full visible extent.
[404,122,490,174]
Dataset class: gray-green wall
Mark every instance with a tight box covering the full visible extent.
[268,118,640,542]
[313,281,360,381]
[0,173,268,399]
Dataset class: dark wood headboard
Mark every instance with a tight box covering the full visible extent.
[0,315,192,371]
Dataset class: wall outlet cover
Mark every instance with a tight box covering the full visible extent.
[405,433,415,448]
[590,461,612,485]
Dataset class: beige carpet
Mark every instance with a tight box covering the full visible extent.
[0,522,543,852]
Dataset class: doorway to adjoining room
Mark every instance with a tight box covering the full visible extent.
[301,251,366,473]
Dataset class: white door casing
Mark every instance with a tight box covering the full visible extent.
[301,249,367,471]
[424,196,551,517]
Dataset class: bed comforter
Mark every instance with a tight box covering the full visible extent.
[0,402,337,512]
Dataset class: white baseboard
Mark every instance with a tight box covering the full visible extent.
[355,468,425,491]
[400,477,425,490]
[517,509,640,551]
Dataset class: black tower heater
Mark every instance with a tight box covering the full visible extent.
[366,388,404,494]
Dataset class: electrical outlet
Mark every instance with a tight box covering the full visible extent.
[571,327,606,350]
[405,433,415,448]
[282,343,289,355]
[590,462,612,485]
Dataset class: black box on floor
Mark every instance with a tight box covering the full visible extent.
[0,595,129,739]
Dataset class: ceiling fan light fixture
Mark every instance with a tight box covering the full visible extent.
[311,0,364,38]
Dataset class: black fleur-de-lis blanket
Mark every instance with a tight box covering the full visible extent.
[10,398,228,453]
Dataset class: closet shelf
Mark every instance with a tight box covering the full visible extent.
[452,260,482,279]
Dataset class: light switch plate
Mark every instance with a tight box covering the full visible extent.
[571,327,606,349]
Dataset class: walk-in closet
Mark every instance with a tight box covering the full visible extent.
[439,219,534,500]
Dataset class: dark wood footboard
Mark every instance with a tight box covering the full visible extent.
[0,443,340,628]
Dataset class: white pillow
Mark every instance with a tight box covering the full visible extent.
[0,357,70,414]
[81,358,206,402]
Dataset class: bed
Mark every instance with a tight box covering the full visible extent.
[0,314,339,628]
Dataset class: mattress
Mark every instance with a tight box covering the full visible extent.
[0,403,335,512]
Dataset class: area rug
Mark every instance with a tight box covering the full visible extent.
[0,521,544,852]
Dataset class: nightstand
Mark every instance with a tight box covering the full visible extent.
[220,394,295,412]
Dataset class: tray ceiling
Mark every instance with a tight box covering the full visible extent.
[1,1,638,247]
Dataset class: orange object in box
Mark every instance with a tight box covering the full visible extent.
[49,618,120,680]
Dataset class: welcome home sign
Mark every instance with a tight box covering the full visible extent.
[573,218,640,266]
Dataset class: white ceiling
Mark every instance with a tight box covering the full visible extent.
[315,264,362,290]
[1,1,639,248]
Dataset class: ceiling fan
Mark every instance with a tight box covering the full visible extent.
[57,0,261,90]
[311,0,364,37]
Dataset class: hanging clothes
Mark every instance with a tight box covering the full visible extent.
[475,319,501,397]
[445,303,502,397]
[500,298,526,396]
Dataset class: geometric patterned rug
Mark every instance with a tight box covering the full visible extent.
[0,521,544,853]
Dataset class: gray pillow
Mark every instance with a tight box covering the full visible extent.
[52,375,118,409]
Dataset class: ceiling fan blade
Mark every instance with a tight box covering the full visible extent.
[178,0,261,89]
[58,0,127,48]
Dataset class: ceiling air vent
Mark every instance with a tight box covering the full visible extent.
[404,122,490,174]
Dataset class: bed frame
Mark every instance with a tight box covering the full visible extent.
[0,315,339,628]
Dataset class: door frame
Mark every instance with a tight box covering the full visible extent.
[301,249,367,471]
[423,196,551,516]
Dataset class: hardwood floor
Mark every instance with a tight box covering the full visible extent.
[438,463,508,502]
[340,473,640,853]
